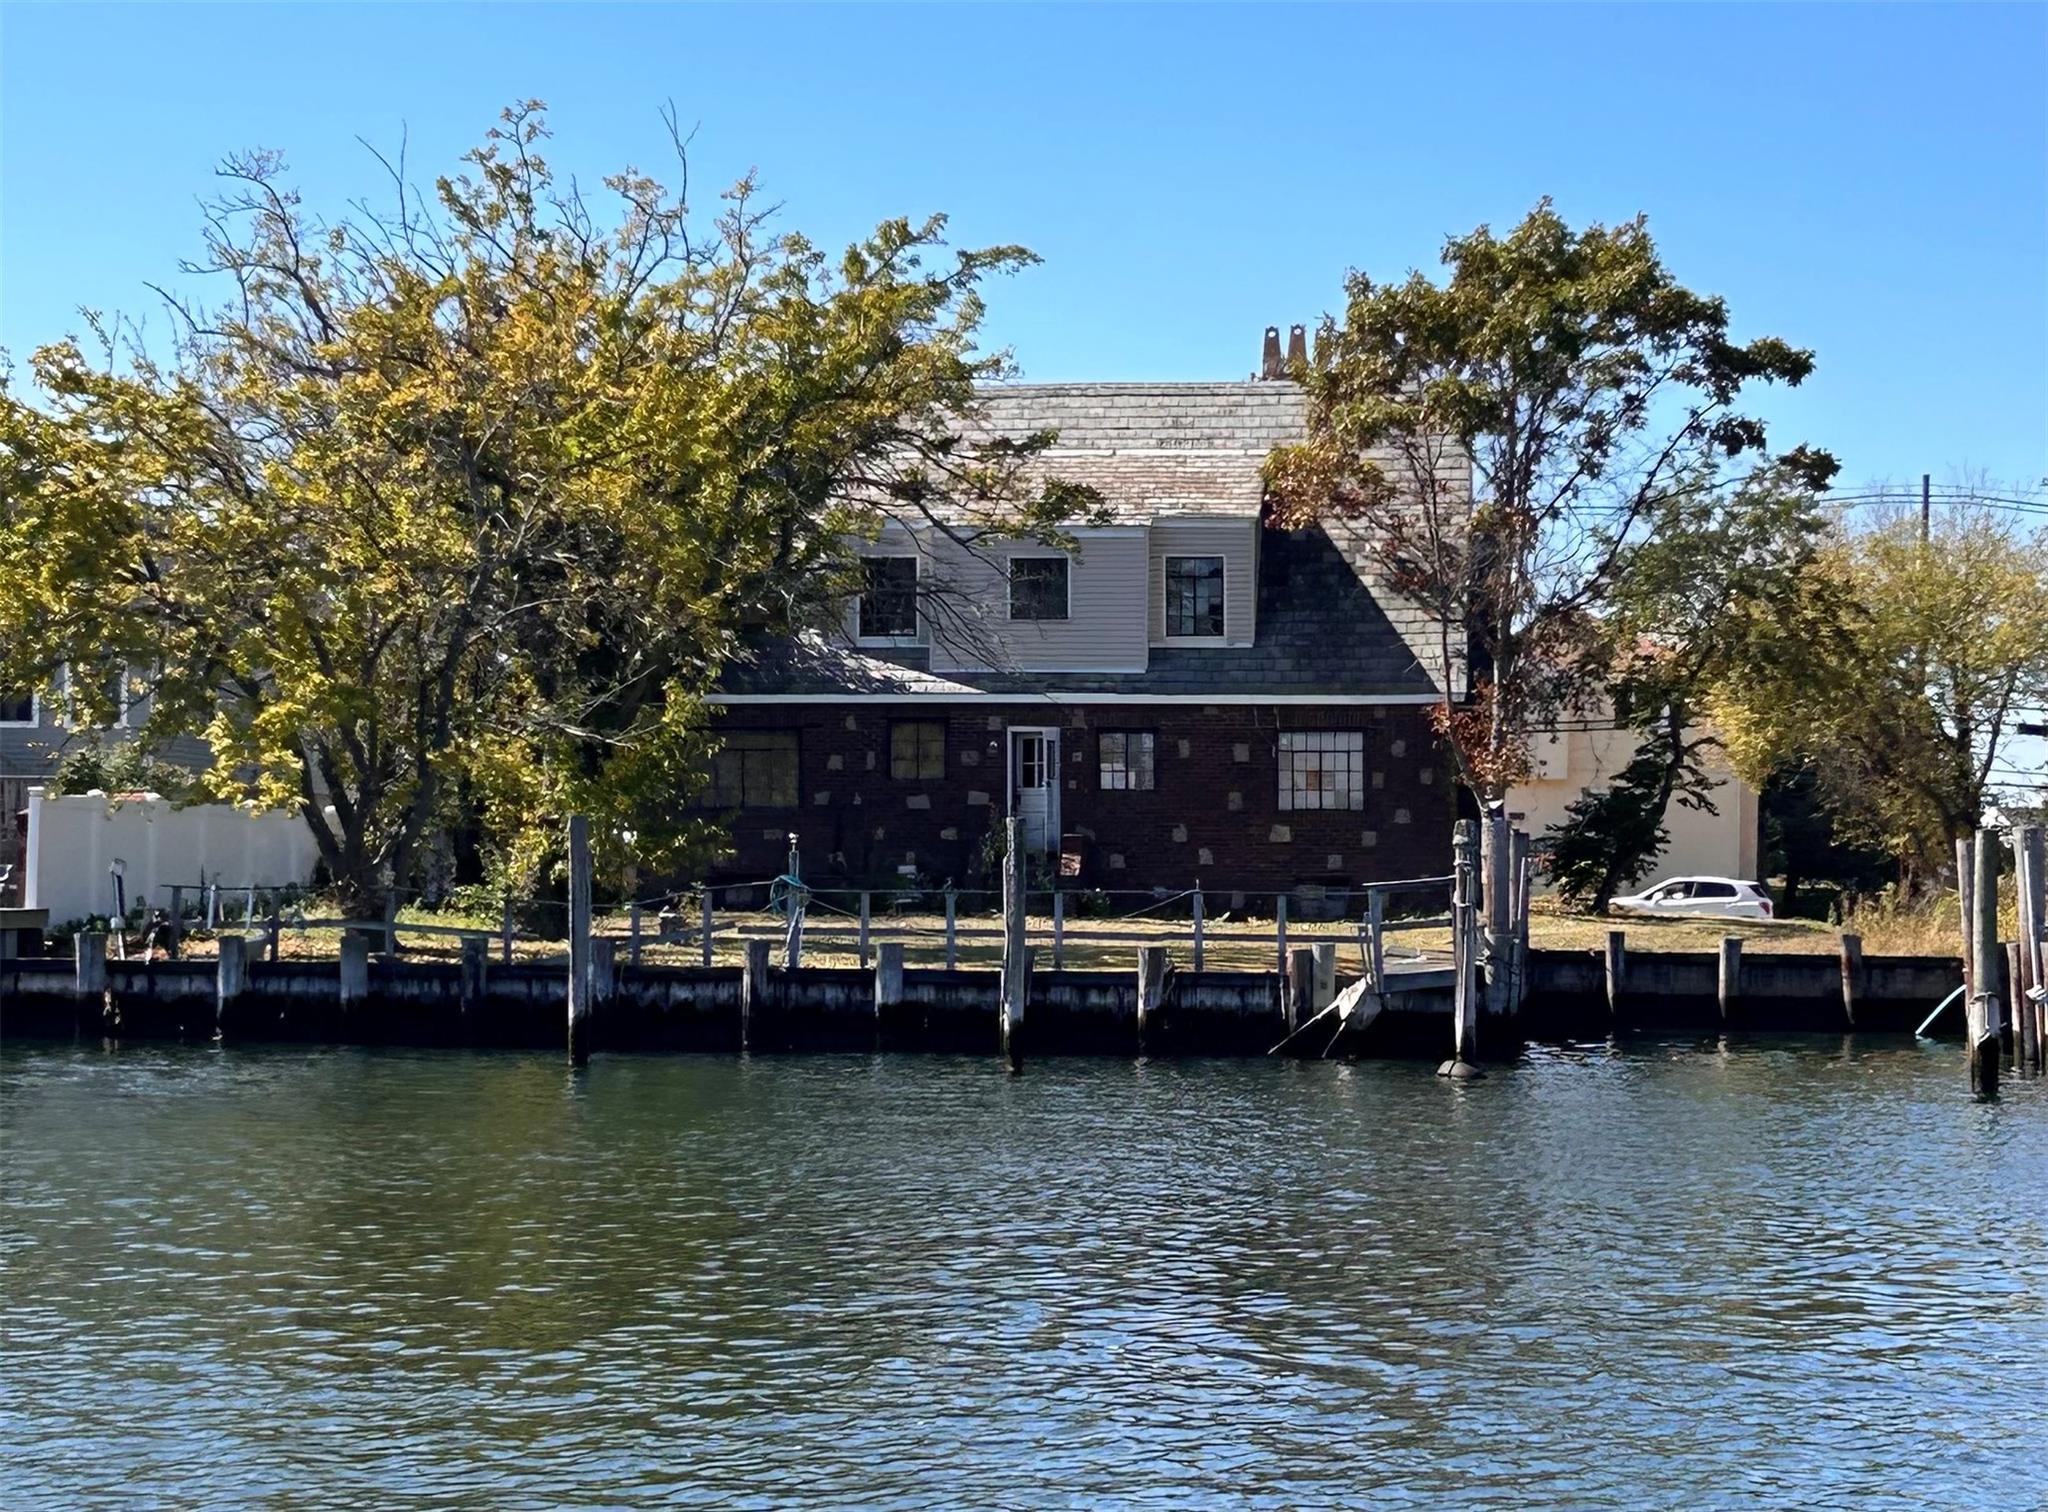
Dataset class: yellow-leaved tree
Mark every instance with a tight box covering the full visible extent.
[0,104,1090,914]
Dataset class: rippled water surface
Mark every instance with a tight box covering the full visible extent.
[3,1038,2044,1509]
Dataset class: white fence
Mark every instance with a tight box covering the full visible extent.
[24,786,322,928]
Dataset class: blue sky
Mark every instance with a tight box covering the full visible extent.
[3,2,2044,492]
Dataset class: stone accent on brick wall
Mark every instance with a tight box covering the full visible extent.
[967,790,990,806]
[1372,770,1385,789]
[1198,847,1214,866]
[1227,791,1243,811]
[906,794,931,810]
[940,826,958,840]
[1108,853,1126,870]
[814,791,831,806]
[1391,738,1406,757]
[1361,829,1378,848]
[960,749,979,766]
[1419,767,1434,785]
[844,715,859,731]
[1177,739,1191,758]
[1232,743,1251,763]
[1325,854,1343,870]
[1171,823,1188,842]
[1269,824,1292,843]
[1394,808,1411,824]
[827,754,844,771]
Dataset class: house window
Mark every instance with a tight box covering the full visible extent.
[858,557,918,639]
[704,731,799,810]
[1098,732,1156,792]
[0,689,34,725]
[890,720,946,780]
[1278,731,1364,811]
[1164,556,1225,639]
[1008,556,1069,621]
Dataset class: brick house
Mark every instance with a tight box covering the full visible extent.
[704,342,1471,898]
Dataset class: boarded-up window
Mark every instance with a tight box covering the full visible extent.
[704,732,799,809]
[890,721,946,779]
[1278,731,1363,811]
[1098,732,1156,791]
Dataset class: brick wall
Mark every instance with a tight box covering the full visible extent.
[704,701,1453,895]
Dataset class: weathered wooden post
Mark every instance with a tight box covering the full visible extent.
[1968,828,2001,1097]
[205,883,218,932]
[460,934,488,1019]
[2017,824,2046,1070]
[1604,929,1626,1024]
[782,833,804,969]
[1511,830,1533,1011]
[166,886,183,960]
[216,934,246,1037]
[1955,834,1976,1006]
[74,930,107,1001]
[1274,893,1289,977]
[741,937,770,1052]
[500,895,515,966]
[339,931,370,1010]
[590,938,616,1009]
[1366,890,1387,993]
[1051,889,1066,971]
[874,940,905,1039]
[1137,945,1171,1050]
[700,892,715,968]
[1191,884,1205,973]
[628,903,643,967]
[1838,933,1863,1029]
[2005,940,2030,1071]
[858,891,871,969]
[567,813,593,1067]
[943,887,958,970]
[1443,819,1481,1077]
[1000,817,1028,1070]
[1285,945,1315,1035]
[1717,936,1742,1024]
[381,891,400,960]
[1482,811,1513,1017]
[1311,940,1336,1014]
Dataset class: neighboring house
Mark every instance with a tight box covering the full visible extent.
[705,334,1473,898]
[0,669,212,906]
[1512,721,1763,885]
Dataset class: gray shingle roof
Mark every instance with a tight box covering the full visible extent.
[966,382,1307,519]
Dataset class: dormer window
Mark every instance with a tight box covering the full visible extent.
[858,556,919,640]
[1164,556,1225,639]
[1008,556,1070,622]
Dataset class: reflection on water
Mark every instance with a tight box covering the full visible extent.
[2,1039,2043,1509]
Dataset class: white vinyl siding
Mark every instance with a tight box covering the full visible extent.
[1148,518,1256,646]
[925,529,1148,673]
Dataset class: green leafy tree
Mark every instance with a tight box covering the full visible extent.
[1266,202,1835,808]
[1711,503,2048,880]
[1544,467,1834,911]
[0,104,1088,915]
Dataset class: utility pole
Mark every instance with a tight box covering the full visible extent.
[1920,473,1930,544]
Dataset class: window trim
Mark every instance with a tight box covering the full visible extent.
[0,689,38,728]
[1277,730,1366,812]
[856,554,921,645]
[1161,554,1227,644]
[888,719,947,781]
[1007,554,1071,623]
[1096,729,1157,793]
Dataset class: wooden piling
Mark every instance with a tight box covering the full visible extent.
[1482,812,1512,1017]
[1968,829,2000,1097]
[1604,930,1626,1023]
[741,938,770,1052]
[74,930,107,1001]
[873,940,905,1032]
[2006,940,2032,1071]
[1285,946,1315,1035]
[1510,830,1533,1011]
[216,935,246,1035]
[1138,945,1171,1049]
[629,903,643,967]
[590,939,616,1008]
[858,891,871,969]
[265,895,282,963]
[1000,818,1027,1071]
[500,896,515,966]
[1275,893,1288,977]
[460,934,487,1016]
[1955,834,1976,1005]
[1311,941,1336,1013]
[166,886,182,959]
[339,931,370,1009]
[2018,824,2046,1070]
[1448,819,1479,1071]
[1365,890,1387,992]
[1717,936,1741,1023]
[1191,885,1205,972]
[567,814,593,1067]
[1838,933,1863,1029]
[700,892,714,968]
[1052,890,1066,971]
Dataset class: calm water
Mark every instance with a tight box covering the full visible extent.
[2,1038,2043,1510]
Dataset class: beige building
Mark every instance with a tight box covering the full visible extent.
[1508,722,1763,886]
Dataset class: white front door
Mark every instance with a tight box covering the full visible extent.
[1009,729,1058,852]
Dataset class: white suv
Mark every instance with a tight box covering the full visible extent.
[1612,876,1774,921]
